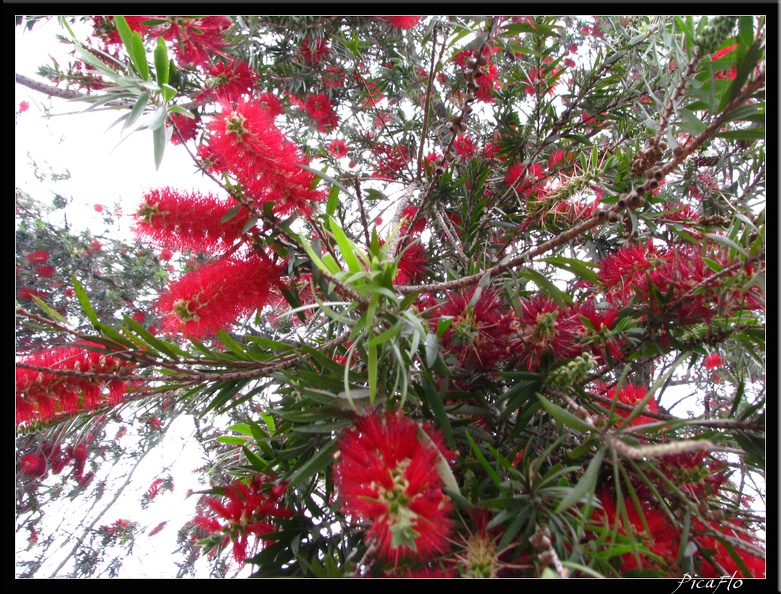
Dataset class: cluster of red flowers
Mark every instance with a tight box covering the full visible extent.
[371,143,412,178]
[192,475,293,563]
[305,93,339,133]
[381,16,421,30]
[432,289,620,373]
[198,59,258,103]
[593,382,663,428]
[454,45,500,102]
[597,241,763,322]
[156,254,283,340]
[333,411,455,566]
[91,16,232,69]
[16,343,136,426]
[19,441,93,487]
[299,37,329,65]
[594,484,764,577]
[202,98,325,216]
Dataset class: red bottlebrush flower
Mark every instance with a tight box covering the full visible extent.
[504,162,545,197]
[146,477,165,500]
[693,518,765,578]
[511,295,581,372]
[159,248,173,261]
[594,382,662,428]
[20,453,47,478]
[704,353,724,370]
[148,521,167,537]
[194,475,293,563]
[323,66,345,88]
[93,204,104,212]
[91,15,151,46]
[204,59,258,102]
[475,61,499,102]
[15,342,136,426]
[712,43,738,80]
[306,93,334,122]
[593,487,682,575]
[35,265,55,278]
[401,205,426,235]
[257,91,283,118]
[157,16,232,68]
[168,112,200,145]
[435,288,518,370]
[19,100,30,113]
[395,240,429,285]
[25,250,50,265]
[372,144,412,179]
[576,300,626,364]
[90,240,102,251]
[147,416,162,430]
[18,288,48,301]
[333,411,454,566]
[598,239,661,305]
[548,149,573,170]
[453,135,477,160]
[382,16,421,29]
[156,254,282,340]
[135,187,253,253]
[328,139,348,159]
[299,37,329,65]
[205,99,324,216]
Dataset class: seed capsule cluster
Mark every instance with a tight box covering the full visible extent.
[696,15,738,56]
[631,137,667,177]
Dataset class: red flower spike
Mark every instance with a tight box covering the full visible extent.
[511,294,581,371]
[594,382,662,428]
[25,250,50,265]
[334,411,454,566]
[156,255,282,340]
[204,99,324,216]
[435,288,518,370]
[134,187,252,254]
[382,16,421,30]
[194,475,293,563]
[15,342,137,426]
[704,353,724,370]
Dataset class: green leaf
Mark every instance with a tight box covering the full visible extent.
[464,431,502,488]
[542,256,600,283]
[154,37,169,86]
[555,448,604,514]
[220,205,242,224]
[131,31,149,80]
[678,108,707,136]
[714,128,765,141]
[123,91,149,133]
[113,16,137,68]
[148,104,167,131]
[298,164,353,196]
[537,394,595,434]
[241,445,269,472]
[704,232,749,257]
[71,274,98,327]
[518,268,571,307]
[122,314,187,359]
[417,426,460,496]
[152,123,166,170]
[30,295,69,325]
[329,218,363,273]
[284,439,339,486]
